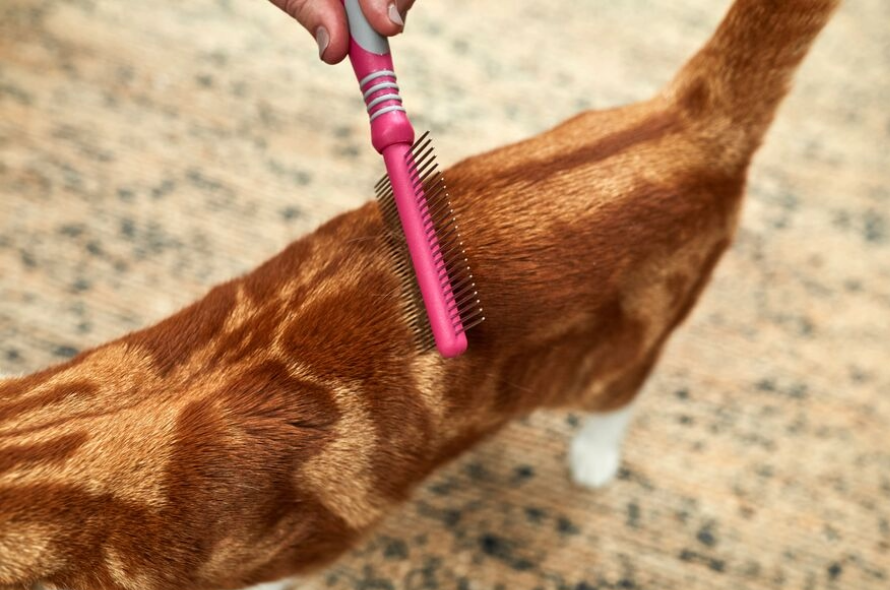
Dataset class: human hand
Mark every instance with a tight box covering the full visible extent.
[269,0,416,64]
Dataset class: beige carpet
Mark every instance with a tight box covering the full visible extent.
[1,0,888,588]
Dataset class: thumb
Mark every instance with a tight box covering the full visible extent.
[356,0,417,36]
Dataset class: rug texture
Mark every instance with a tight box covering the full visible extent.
[1,0,888,589]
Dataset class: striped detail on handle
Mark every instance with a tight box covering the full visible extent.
[359,70,406,122]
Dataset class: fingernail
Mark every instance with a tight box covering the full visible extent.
[316,26,330,60]
[388,3,404,27]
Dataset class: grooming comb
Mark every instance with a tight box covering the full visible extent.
[341,0,483,357]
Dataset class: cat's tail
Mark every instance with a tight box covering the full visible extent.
[664,0,839,155]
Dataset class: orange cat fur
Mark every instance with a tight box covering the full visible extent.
[0,1,839,589]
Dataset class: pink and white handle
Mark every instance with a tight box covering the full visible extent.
[342,0,414,152]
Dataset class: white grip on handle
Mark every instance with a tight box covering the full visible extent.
[344,0,390,55]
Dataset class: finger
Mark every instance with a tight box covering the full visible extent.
[270,0,350,64]
[397,0,416,25]
[356,0,405,37]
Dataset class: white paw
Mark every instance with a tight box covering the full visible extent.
[569,436,621,489]
[568,406,634,489]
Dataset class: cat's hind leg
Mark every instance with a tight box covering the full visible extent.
[569,404,634,489]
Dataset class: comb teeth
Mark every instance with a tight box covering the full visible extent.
[375,131,485,352]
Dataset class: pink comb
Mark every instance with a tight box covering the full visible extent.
[341,0,483,357]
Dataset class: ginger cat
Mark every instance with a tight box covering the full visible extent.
[0,1,838,589]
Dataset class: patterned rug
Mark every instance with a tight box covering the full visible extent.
[1,0,888,588]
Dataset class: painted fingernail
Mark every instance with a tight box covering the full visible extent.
[316,26,330,60]
[388,3,404,27]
